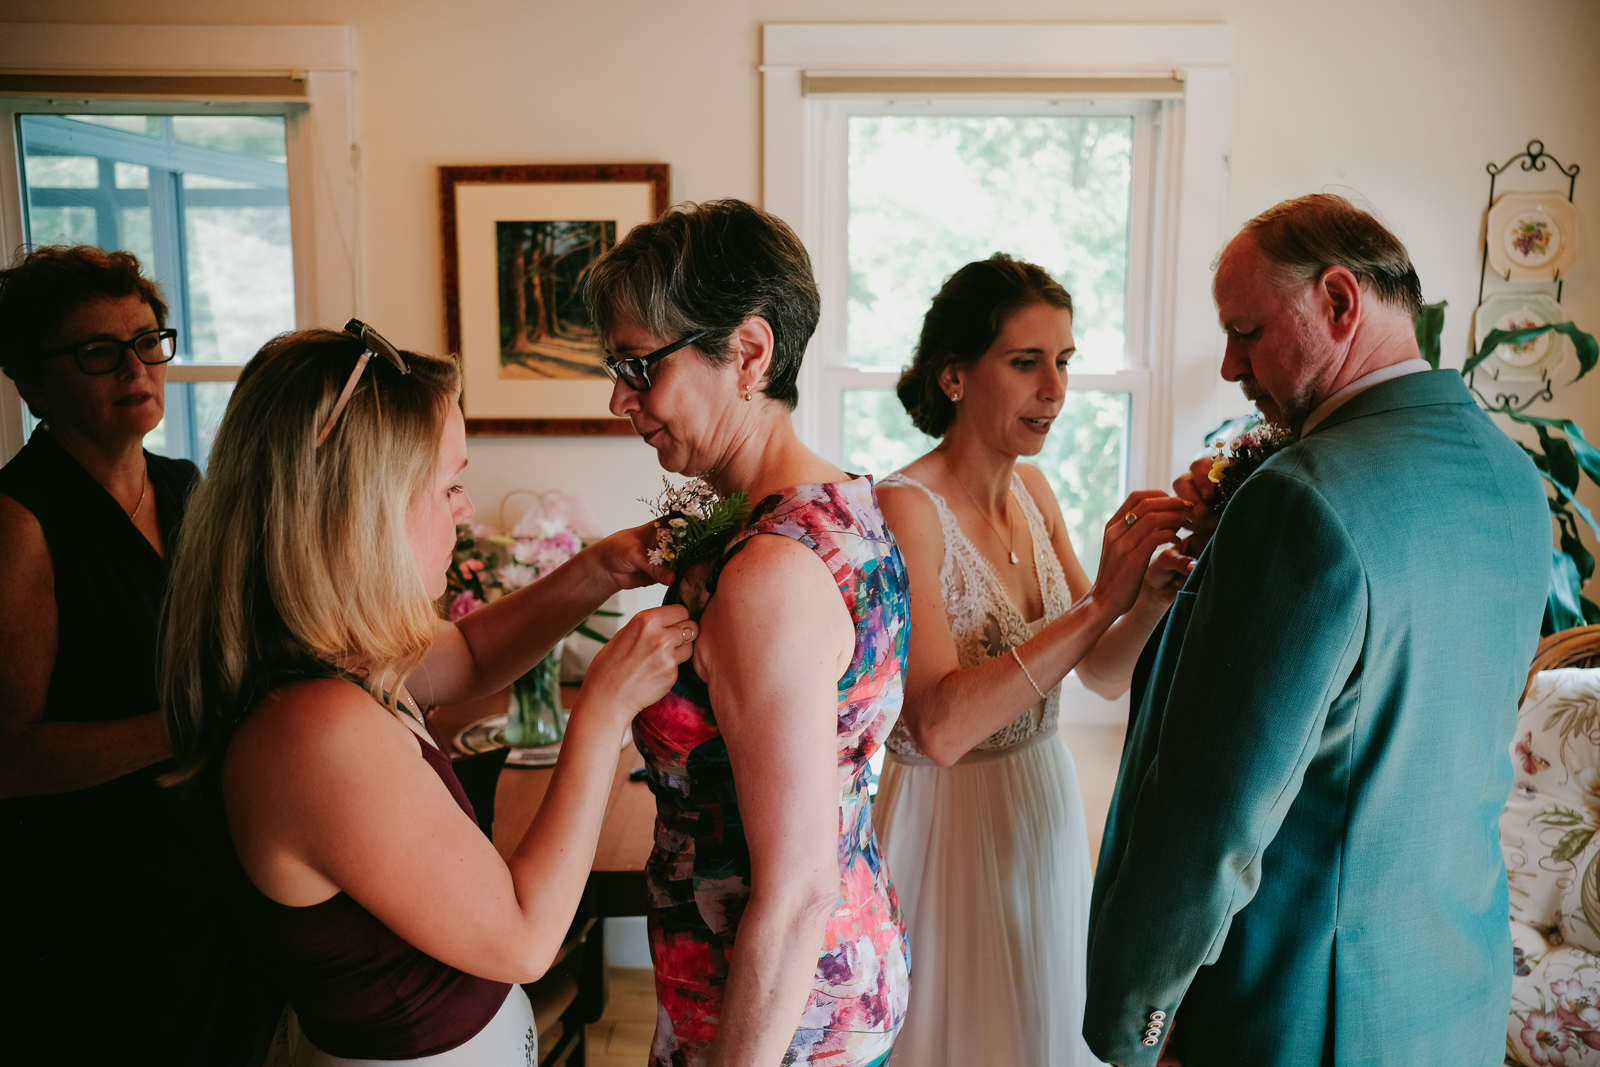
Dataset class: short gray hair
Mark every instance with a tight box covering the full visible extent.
[1241,194,1423,319]
[580,199,819,409]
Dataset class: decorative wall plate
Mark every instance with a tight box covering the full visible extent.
[1487,191,1581,281]
[1473,293,1570,380]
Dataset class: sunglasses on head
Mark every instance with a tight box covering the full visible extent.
[316,318,409,447]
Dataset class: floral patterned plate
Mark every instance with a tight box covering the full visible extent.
[453,713,563,766]
[1473,293,1570,381]
[1488,191,1581,282]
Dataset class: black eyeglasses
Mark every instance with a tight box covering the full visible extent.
[601,331,707,392]
[38,328,178,376]
[316,318,409,447]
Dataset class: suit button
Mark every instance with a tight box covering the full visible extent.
[1151,1010,1167,1021]
[1143,1036,1160,1046]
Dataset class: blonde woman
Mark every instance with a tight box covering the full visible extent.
[162,322,693,1066]
[874,256,1191,1066]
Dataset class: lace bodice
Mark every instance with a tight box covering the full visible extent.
[882,470,1072,758]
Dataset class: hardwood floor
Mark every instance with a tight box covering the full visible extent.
[585,967,657,1066]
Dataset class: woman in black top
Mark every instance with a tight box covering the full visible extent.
[0,246,276,1063]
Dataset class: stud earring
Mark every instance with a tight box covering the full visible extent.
[949,391,962,402]
[743,385,754,402]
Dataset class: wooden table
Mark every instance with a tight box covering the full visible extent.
[492,741,657,914]
[434,685,657,912]
[434,687,657,1049]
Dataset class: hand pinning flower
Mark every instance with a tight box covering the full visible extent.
[1207,423,1297,515]
[640,477,751,580]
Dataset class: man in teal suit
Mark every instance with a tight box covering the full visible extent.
[1085,194,1549,1066]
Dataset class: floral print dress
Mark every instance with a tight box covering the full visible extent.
[633,476,911,1067]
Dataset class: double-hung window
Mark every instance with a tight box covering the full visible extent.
[821,96,1159,574]
[15,108,297,464]
[0,23,356,468]
[764,24,1236,720]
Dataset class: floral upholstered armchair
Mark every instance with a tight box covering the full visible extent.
[1504,626,1600,1066]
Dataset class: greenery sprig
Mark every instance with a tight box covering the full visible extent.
[641,478,751,579]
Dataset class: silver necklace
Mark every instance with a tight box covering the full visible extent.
[941,452,1019,565]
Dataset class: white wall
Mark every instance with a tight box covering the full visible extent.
[14,0,1600,538]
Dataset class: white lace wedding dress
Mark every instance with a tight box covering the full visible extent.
[875,471,1103,1067]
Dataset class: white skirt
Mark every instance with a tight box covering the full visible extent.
[284,987,537,1067]
[875,731,1105,1067]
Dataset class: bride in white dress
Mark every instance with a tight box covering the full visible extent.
[875,255,1191,1067]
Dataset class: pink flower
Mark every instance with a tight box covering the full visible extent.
[449,590,484,621]
[460,558,485,574]
[1553,979,1600,1016]
[1523,1012,1572,1066]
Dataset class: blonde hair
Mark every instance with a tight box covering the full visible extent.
[161,328,461,785]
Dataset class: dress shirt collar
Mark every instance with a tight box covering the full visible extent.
[1300,359,1433,436]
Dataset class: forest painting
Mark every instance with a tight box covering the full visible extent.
[496,219,616,379]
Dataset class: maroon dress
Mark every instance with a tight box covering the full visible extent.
[217,718,513,1059]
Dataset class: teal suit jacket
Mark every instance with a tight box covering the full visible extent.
[1085,371,1549,1065]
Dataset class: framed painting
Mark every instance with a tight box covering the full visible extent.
[440,163,669,434]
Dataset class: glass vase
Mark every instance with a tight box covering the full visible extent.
[505,640,565,747]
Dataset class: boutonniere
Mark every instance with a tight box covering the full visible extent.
[641,477,751,579]
[1207,423,1297,514]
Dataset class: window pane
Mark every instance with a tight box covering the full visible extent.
[67,114,160,138]
[182,173,258,190]
[118,206,155,268]
[184,203,294,362]
[27,206,98,246]
[16,111,294,464]
[172,115,288,164]
[114,162,148,189]
[190,381,235,465]
[24,154,97,188]
[842,388,1128,575]
[144,381,235,470]
[848,115,1133,374]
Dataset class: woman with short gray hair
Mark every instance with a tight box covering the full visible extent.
[585,199,911,1067]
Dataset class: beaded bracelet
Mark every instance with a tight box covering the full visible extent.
[1009,646,1046,700]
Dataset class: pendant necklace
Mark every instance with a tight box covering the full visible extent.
[941,451,1019,565]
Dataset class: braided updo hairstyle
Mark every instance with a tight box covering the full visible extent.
[895,254,1073,437]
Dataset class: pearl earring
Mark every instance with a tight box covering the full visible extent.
[949,391,961,402]
[743,385,754,402]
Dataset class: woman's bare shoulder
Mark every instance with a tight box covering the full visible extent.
[227,679,405,777]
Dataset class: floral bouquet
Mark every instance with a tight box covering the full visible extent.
[445,505,611,746]
[642,477,751,581]
[1207,421,1297,515]
[639,477,751,628]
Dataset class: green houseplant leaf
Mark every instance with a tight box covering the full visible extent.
[1415,300,1447,369]
[1548,549,1588,634]
[1465,321,1600,381]
[1509,412,1600,490]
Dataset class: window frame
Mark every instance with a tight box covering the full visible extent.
[0,23,356,463]
[762,23,1236,723]
[815,96,1159,499]
[763,21,1235,481]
